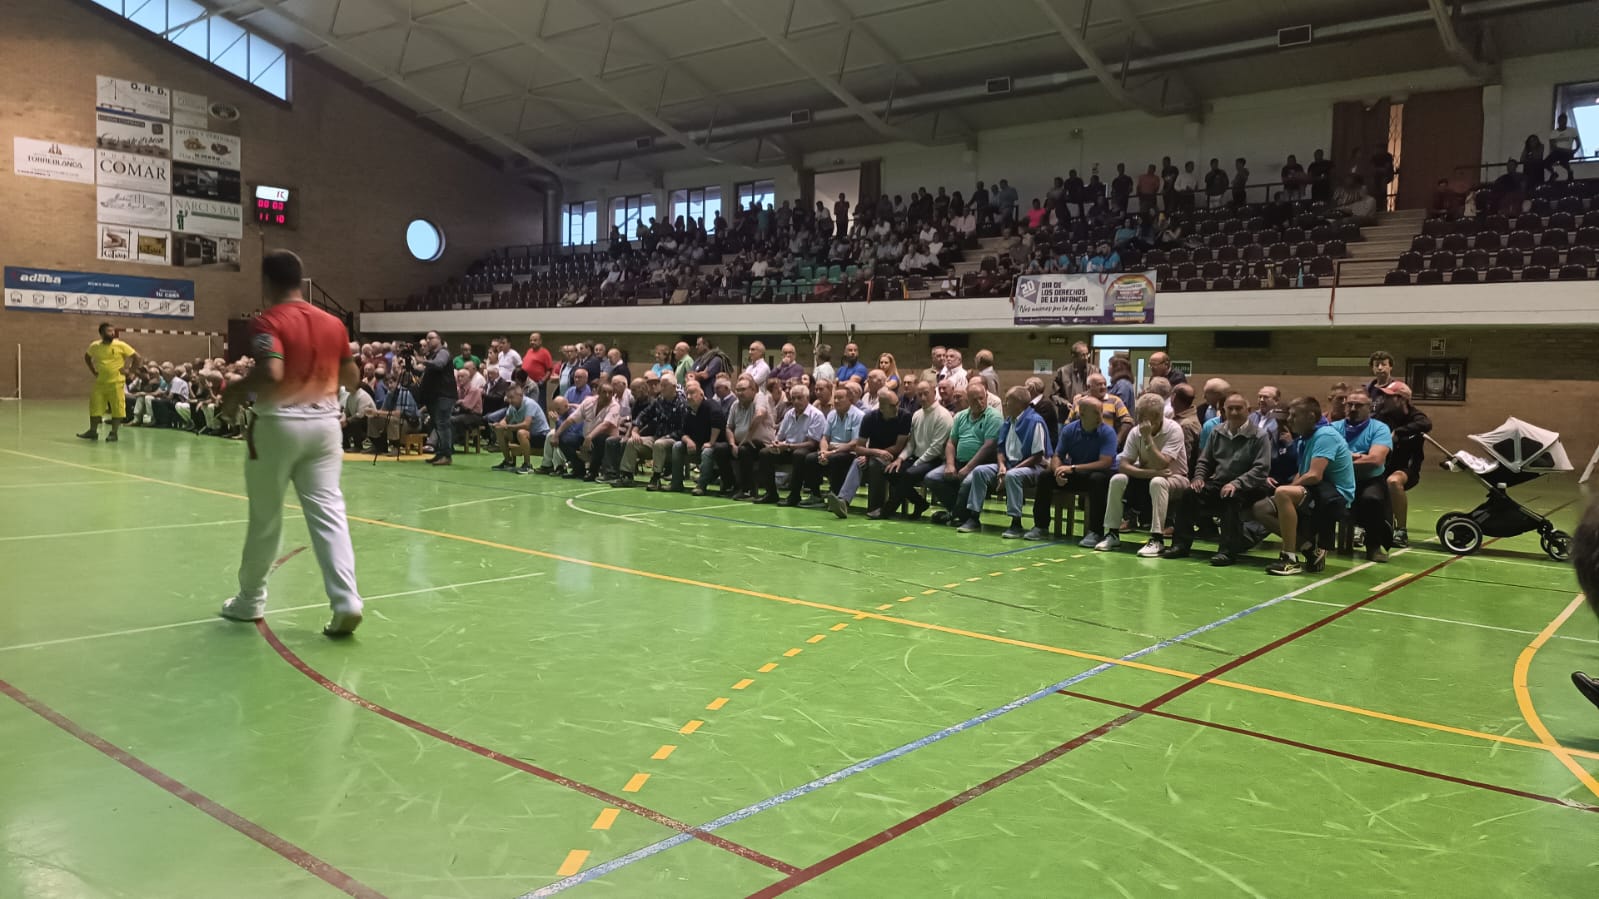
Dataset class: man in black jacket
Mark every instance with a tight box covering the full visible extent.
[415,330,458,466]
[1165,392,1271,565]
[1375,380,1431,548]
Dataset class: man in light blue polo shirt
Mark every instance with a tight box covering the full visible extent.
[799,389,864,507]
[1341,390,1395,562]
[488,382,549,473]
[1252,396,1354,576]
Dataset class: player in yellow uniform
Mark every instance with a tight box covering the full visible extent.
[79,322,140,443]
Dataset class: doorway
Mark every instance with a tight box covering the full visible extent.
[1092,332,1168,388]
[814,168,860,226]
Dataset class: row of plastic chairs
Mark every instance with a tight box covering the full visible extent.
[1422,211,1599,236]
[1413,228,1599,253]
[1386,265,1590,285]
[1398,245,1597,272]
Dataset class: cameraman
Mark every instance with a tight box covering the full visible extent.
[413,331,456,466]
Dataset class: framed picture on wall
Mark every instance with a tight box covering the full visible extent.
[1406,358,1467,403]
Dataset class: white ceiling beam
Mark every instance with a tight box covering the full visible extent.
[810,0,973,136]
[251,0,577,179]
[1102,0,1199,108]
[582,0,737,116]
[455,0,729,165]
[1427,0,1499,81]
[1031,0,1169,115]
[716,0,920,144]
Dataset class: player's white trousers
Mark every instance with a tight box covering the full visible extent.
[236,414,362,615]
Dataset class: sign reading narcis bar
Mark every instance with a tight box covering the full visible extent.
[1012,272,1158,326]
[3,266,194,320]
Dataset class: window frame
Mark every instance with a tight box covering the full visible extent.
[736,179,775,212]
[561,200,598,247]
[669,185,722,228]
[610,193,658,239]
[85,0,292,104]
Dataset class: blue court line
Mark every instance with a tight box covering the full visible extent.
[518,557,1382,896]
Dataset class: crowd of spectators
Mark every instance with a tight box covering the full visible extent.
[349,331,1433,577]
[117,356,251,437]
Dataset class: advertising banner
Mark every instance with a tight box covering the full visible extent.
[172,126,240,170]
[4,266,194,319]
[96,112,169,157]
[98,223,173,266]
[13,138,95,185]
[1012,272,1158,326]
[172,162,241,203]
[95,148,171,193]
[172,196,243,239]
[172,234,242,270]
[173,91,242,135]
[96,76,170,121]
[96,186,172,229]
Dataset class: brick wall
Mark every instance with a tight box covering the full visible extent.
[425,325,1597,461]
[1,0,542,398]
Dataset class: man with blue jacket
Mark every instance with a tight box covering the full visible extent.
[959,386,1051,537]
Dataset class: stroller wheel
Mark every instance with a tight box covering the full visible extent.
[1437,514,1484,556]
[1542,530,1573,562]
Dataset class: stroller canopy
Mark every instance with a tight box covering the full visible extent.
[1468,417,1573,473]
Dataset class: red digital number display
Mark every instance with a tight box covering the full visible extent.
[255,197,290,225]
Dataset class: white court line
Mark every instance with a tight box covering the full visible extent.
[0,571,548,654]
[412,495,505,514]
[0,517,261,543]
[1370,573,1413,592]
[0,480,126,489]
[1288,595,1599,644]
[1401,546,1572,571]
[564,489,660,524]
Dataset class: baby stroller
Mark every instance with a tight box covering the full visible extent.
[1426,417,1573,561]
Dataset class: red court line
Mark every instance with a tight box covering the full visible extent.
[255,620,800,876]
[1060,689,1599,814]
[0,676,386,899]
[747,551,1477,897]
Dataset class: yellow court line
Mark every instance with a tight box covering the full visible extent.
[705,697,728,711]
[830,623,849,632]
[651,745,676,760]
[591,808,619,830]
[921,588,938,595]
[679,720,703,735]
[622,773,650,793]
[758,663,778,673]
[12,449,1597,764]
[556,849,589,876]
[783,648,803,657]
[806,634,827,644]
[732,678,755,690]
[1512,594,1599,799]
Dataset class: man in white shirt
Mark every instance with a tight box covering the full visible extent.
[756,383,826,505]
[885,379,953,519]
[940,349,969,390]
[495,336,521,382]
[1549,113,1582,181]
[744,341,771,387]
[1097,393,1190,557]
[1174,161,1199,211]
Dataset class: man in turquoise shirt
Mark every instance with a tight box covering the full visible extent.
[1341,391,1395,562]
[1252,396,1354,576]
[926,381,1002,524]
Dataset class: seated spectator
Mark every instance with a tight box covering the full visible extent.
[800,388,864,509]
[928,381,1002,526]
[488,382,549,473]
[1098,393,1188,556]
[679,378,728,495]
[1251,397,1355,575]
[1429,178,1463,218]
[825,388,910,519]
[883,379,952,519]
[959,387,1050,536]
[1376,380,1430,548]
[718,375,774,498]
[565,367,592,405]
[340,381,376,451]
[1335,176,1378,225]
[756,384,825,505]
[772,343,805,385]
[1341,391,1394,562]
[450,368,485,450]
[1166,392,1271,565]
[368,372,420,456]
[571,381,621,482]
[1035,395,1118,545]
[1325,382,1349,423]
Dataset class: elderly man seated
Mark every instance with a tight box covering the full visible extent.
[1097,393,1189,556]
[756,383,826,505]
[1251,397,1356,575]
[488,381,550,473]
[717,375,774,499]
[836,387,911,519]
[928,381,1001,525]
[614,374,685,489]
[958,386,1051,537]
[1165,392,1271,565]
[883,379,953,519]
[340,381,376,451]
[367,372,420,456]
[800,388,863,509]
[678,379,727,495]
[1034,395,1117,545]
[538,396,574,475]
[1340,390,1395,562]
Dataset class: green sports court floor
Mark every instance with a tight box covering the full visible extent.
[2,401,1596,898]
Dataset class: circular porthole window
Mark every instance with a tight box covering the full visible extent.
[406,219,445,262]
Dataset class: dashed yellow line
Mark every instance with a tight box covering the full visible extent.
[784,648,803,657]
[877,603,894,610]
[733,678,755,690]
[807,634,827,644]
[557,849,589,876]
[651,745,676,760]
[943,582,961,588]
[758,662,778,673]
[591,809,619,830]
[706,697,728,710]
[830,622,849,632]
[622,773,650,793]
[920,588,938,595]
[679,719,703,734]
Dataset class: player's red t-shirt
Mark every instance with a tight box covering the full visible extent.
[250,301,351,417]
[521,346,554,382]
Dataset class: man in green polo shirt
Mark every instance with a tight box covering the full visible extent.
[926,380,1002,524]
[453,341,482,370]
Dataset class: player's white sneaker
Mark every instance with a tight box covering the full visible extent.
[323,611,363,638]
[218,596,265,622]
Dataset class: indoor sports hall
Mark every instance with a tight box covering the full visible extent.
[3,0,1599,897]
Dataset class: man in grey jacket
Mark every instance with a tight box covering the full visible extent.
[1164,391,1271,565]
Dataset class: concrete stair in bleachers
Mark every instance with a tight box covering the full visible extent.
[1334,208,1428,286]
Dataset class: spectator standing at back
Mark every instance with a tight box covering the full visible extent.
[1307,149,1334,203]
[1160,156,1179,211]
[1370,149,1396,205]
[519,332,553,409]
[995,179,1019,224]
[1280,155,1306,201]
[1175,161,1199,212]
[1111,163,1133,214]
[1052,341,1099,410]
[772,343,805,385]
[1136,164,1161,213]
[1364,350,1395,399]
[672,341,694,384]
[744,341,771,387]
[416,330,458,466]
[453,342,481,370]
[1204,159,1230,209]
[834,193,850,227]
[836,342,869,385]
[974,349,999,394]
[1108,354,1137,413]
[1148,351,1187,388]
[813,344,836,383]
[1231,158,1250,206]
[1548,113,1582,181]
[496,336,522,383]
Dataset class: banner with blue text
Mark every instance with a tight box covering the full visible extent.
[3,266,194,319]
[1013,272,1157,326]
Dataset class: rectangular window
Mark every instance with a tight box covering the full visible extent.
[669,186,721,228]
[562,200,597,247]
[736,179,775,212]
[96,0,290,101]
[609,193,657,239]
[1555,81,1599,162]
